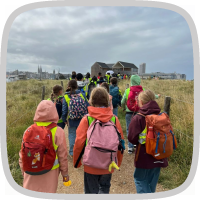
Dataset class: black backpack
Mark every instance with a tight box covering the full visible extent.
[54,97,63,119]
[88,81,96,91]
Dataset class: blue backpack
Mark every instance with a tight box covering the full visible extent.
[110,85,121,108]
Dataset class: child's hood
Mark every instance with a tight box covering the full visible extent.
[130,75,141,86]
[88,106,114,122]
[139,100,161,115]
[77,81,86,88]
[33,100,59,123]
[64,90,81,95]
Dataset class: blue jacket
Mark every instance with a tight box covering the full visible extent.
[62,90,89,127]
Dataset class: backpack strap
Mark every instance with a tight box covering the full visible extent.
[74,115,92,169]
[135,143,141,162]
[135,113,146,162]
[137,113,146,117]
[46,123,57,130]
[64,94,70,107]
[79,93,86,101]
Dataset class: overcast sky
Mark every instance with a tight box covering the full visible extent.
[7,6,194,80]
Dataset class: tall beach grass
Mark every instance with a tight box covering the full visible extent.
[6,78,194,190]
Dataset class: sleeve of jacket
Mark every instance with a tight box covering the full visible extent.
[62,97,68,123]
[115,117,124,167]
[73,116,88,168]
[128,115,146,145]
[55,127,68,176]
[118,89,122,106]
[121,89,127,110]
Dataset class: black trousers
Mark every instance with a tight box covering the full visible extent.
[84,172,112,194]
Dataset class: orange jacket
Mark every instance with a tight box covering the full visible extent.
[73,106,124,175]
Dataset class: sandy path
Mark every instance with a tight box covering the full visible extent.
[56,127,167,194]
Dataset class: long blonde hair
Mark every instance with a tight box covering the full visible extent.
[138,90,155,105]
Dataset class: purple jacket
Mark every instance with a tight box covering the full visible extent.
[128,100,168,169]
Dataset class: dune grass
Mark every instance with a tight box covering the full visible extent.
[6,79,69,186]
[6,78,194,190]
[118,78,194,190]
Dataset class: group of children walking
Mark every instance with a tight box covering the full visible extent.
[19,72,177,194]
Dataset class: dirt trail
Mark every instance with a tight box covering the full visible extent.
[56,127,167,194]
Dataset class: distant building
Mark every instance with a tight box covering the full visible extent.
[18,74,27,80]
[91,61,138,77]
[139,63,146,75]
[91,62,111,77]
[112,61,138,75]
[139,72,186,80]
[10,70,18,75]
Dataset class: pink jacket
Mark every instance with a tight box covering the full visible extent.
[19,100,68,193]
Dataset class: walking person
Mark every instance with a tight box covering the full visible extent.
[109,77,122,116]
[47,85,65,129]
[19,100,69,193]
[128,90,168,193]
[70,71,76,80]
[101,82,113,111]
[73,87,125,194]
[62,80,89,158]
[121,75,160,154]
[76,73,90,99]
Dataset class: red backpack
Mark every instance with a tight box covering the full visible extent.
[126,85,143,112]
[21,123,57,175]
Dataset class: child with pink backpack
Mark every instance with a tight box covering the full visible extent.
[73,87,125,194]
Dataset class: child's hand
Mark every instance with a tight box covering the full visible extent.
[158,94,161,97]
[65,121,69,126]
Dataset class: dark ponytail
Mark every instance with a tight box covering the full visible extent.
[66,80,78,95]
[50,85,63,101]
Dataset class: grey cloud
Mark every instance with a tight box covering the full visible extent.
[7,6,193,79]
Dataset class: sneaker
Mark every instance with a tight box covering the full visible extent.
[128,147,134,154]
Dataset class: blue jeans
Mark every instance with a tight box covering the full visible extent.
[134,167,161,193]
[113,107,118,116]
[68,126,77,156]
[126,113,134,149]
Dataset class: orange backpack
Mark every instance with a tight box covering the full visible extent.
[138,112,177,160]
